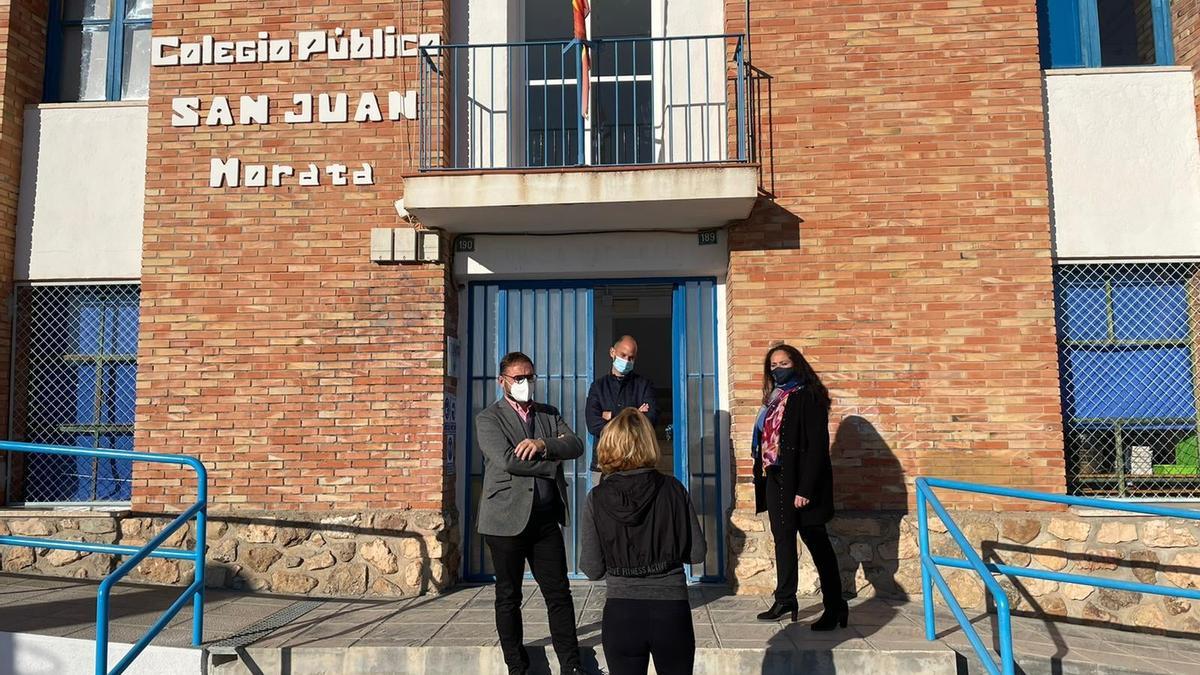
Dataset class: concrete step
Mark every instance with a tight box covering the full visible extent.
[0,631,202,675]
[204,643,1195,675]
[1,631,1186,675]
[957,647,1183,675]
[205,644,959,675]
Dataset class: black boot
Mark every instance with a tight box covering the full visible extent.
[756,599,799,622]
[810,601,849,631]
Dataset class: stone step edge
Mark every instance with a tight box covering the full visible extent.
[1,630,203,675]
[205,643,960,675]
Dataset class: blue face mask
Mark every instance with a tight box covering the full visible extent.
[613,356,634,375]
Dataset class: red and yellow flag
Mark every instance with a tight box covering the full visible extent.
[572,0,591,118]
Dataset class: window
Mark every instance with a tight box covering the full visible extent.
[525,0,583,167]
[589,0,652,165]
[1037,0,1174,68]
[1055,264,1200,499]
[6,285,139,504]
[523,0,652,166]
[46,0,153,102]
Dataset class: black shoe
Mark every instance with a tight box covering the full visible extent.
[757,600,799,622]
[810,602,849,631]
[506,648,530,674]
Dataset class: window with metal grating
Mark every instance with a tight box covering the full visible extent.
[1055,263,1200,499]
[6,284,140,505]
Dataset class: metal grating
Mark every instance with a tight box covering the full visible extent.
[6,284,140,504]
[1055,263,1200,499]
[206,600,323,654]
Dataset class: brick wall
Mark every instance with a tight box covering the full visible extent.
[0,0,46,504]
[723,0,1064,527]
[137,1,453,517]
[1176,0,1200,134]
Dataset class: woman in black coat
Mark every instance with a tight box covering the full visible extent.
[752,344,847,629]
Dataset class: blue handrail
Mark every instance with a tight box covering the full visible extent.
[917,477,1200,675]
[0,441,207,675]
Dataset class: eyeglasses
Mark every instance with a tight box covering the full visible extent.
[502,374,536,384]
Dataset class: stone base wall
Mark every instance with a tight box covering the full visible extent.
[5,506,1198,634]
[0,509,460,598]
[729,508,1200,634]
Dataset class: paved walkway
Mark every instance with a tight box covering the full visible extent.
[3,572,1200,674]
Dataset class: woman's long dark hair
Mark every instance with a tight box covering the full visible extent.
[762,344,831,410]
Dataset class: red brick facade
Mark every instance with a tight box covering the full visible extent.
[0,0,46,504]
[7,0,1183,608]
[137,1,452,514]
[1176,0,1200,134]
[723,0,1065,515]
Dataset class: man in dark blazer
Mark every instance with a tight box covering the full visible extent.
[475,351,586,675]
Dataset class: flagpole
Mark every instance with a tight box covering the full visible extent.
[572,0,590,120]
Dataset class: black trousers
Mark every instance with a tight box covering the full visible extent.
[484,508,580,671]
[602,598,694,675]
[766,469,844,609]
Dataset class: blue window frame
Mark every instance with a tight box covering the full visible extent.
[7,284,140,504]
[1037,0,1174,68]
[45,0,153,102]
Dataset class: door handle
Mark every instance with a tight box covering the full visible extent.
[665,424,673,442]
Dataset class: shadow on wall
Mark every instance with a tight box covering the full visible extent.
[0,510,463,604]
[194,512,460,599]
[12,109,41,282]
[830,415,909,598]
[727,198,803,252]
[980,541,1200,642]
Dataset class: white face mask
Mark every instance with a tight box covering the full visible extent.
[509,379,533,403]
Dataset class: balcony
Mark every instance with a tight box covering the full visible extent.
[403,34,761,234]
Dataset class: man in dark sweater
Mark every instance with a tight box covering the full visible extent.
[585,336,658,483]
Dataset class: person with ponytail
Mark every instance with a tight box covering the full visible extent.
[752,344,847,630]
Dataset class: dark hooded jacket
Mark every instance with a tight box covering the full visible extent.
[579,468,706,600]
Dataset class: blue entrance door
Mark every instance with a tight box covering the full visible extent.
[673,280,724,581]
[464,280,723,581]
[465,284,594,578]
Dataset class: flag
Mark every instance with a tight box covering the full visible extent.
[572,0,591,118]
